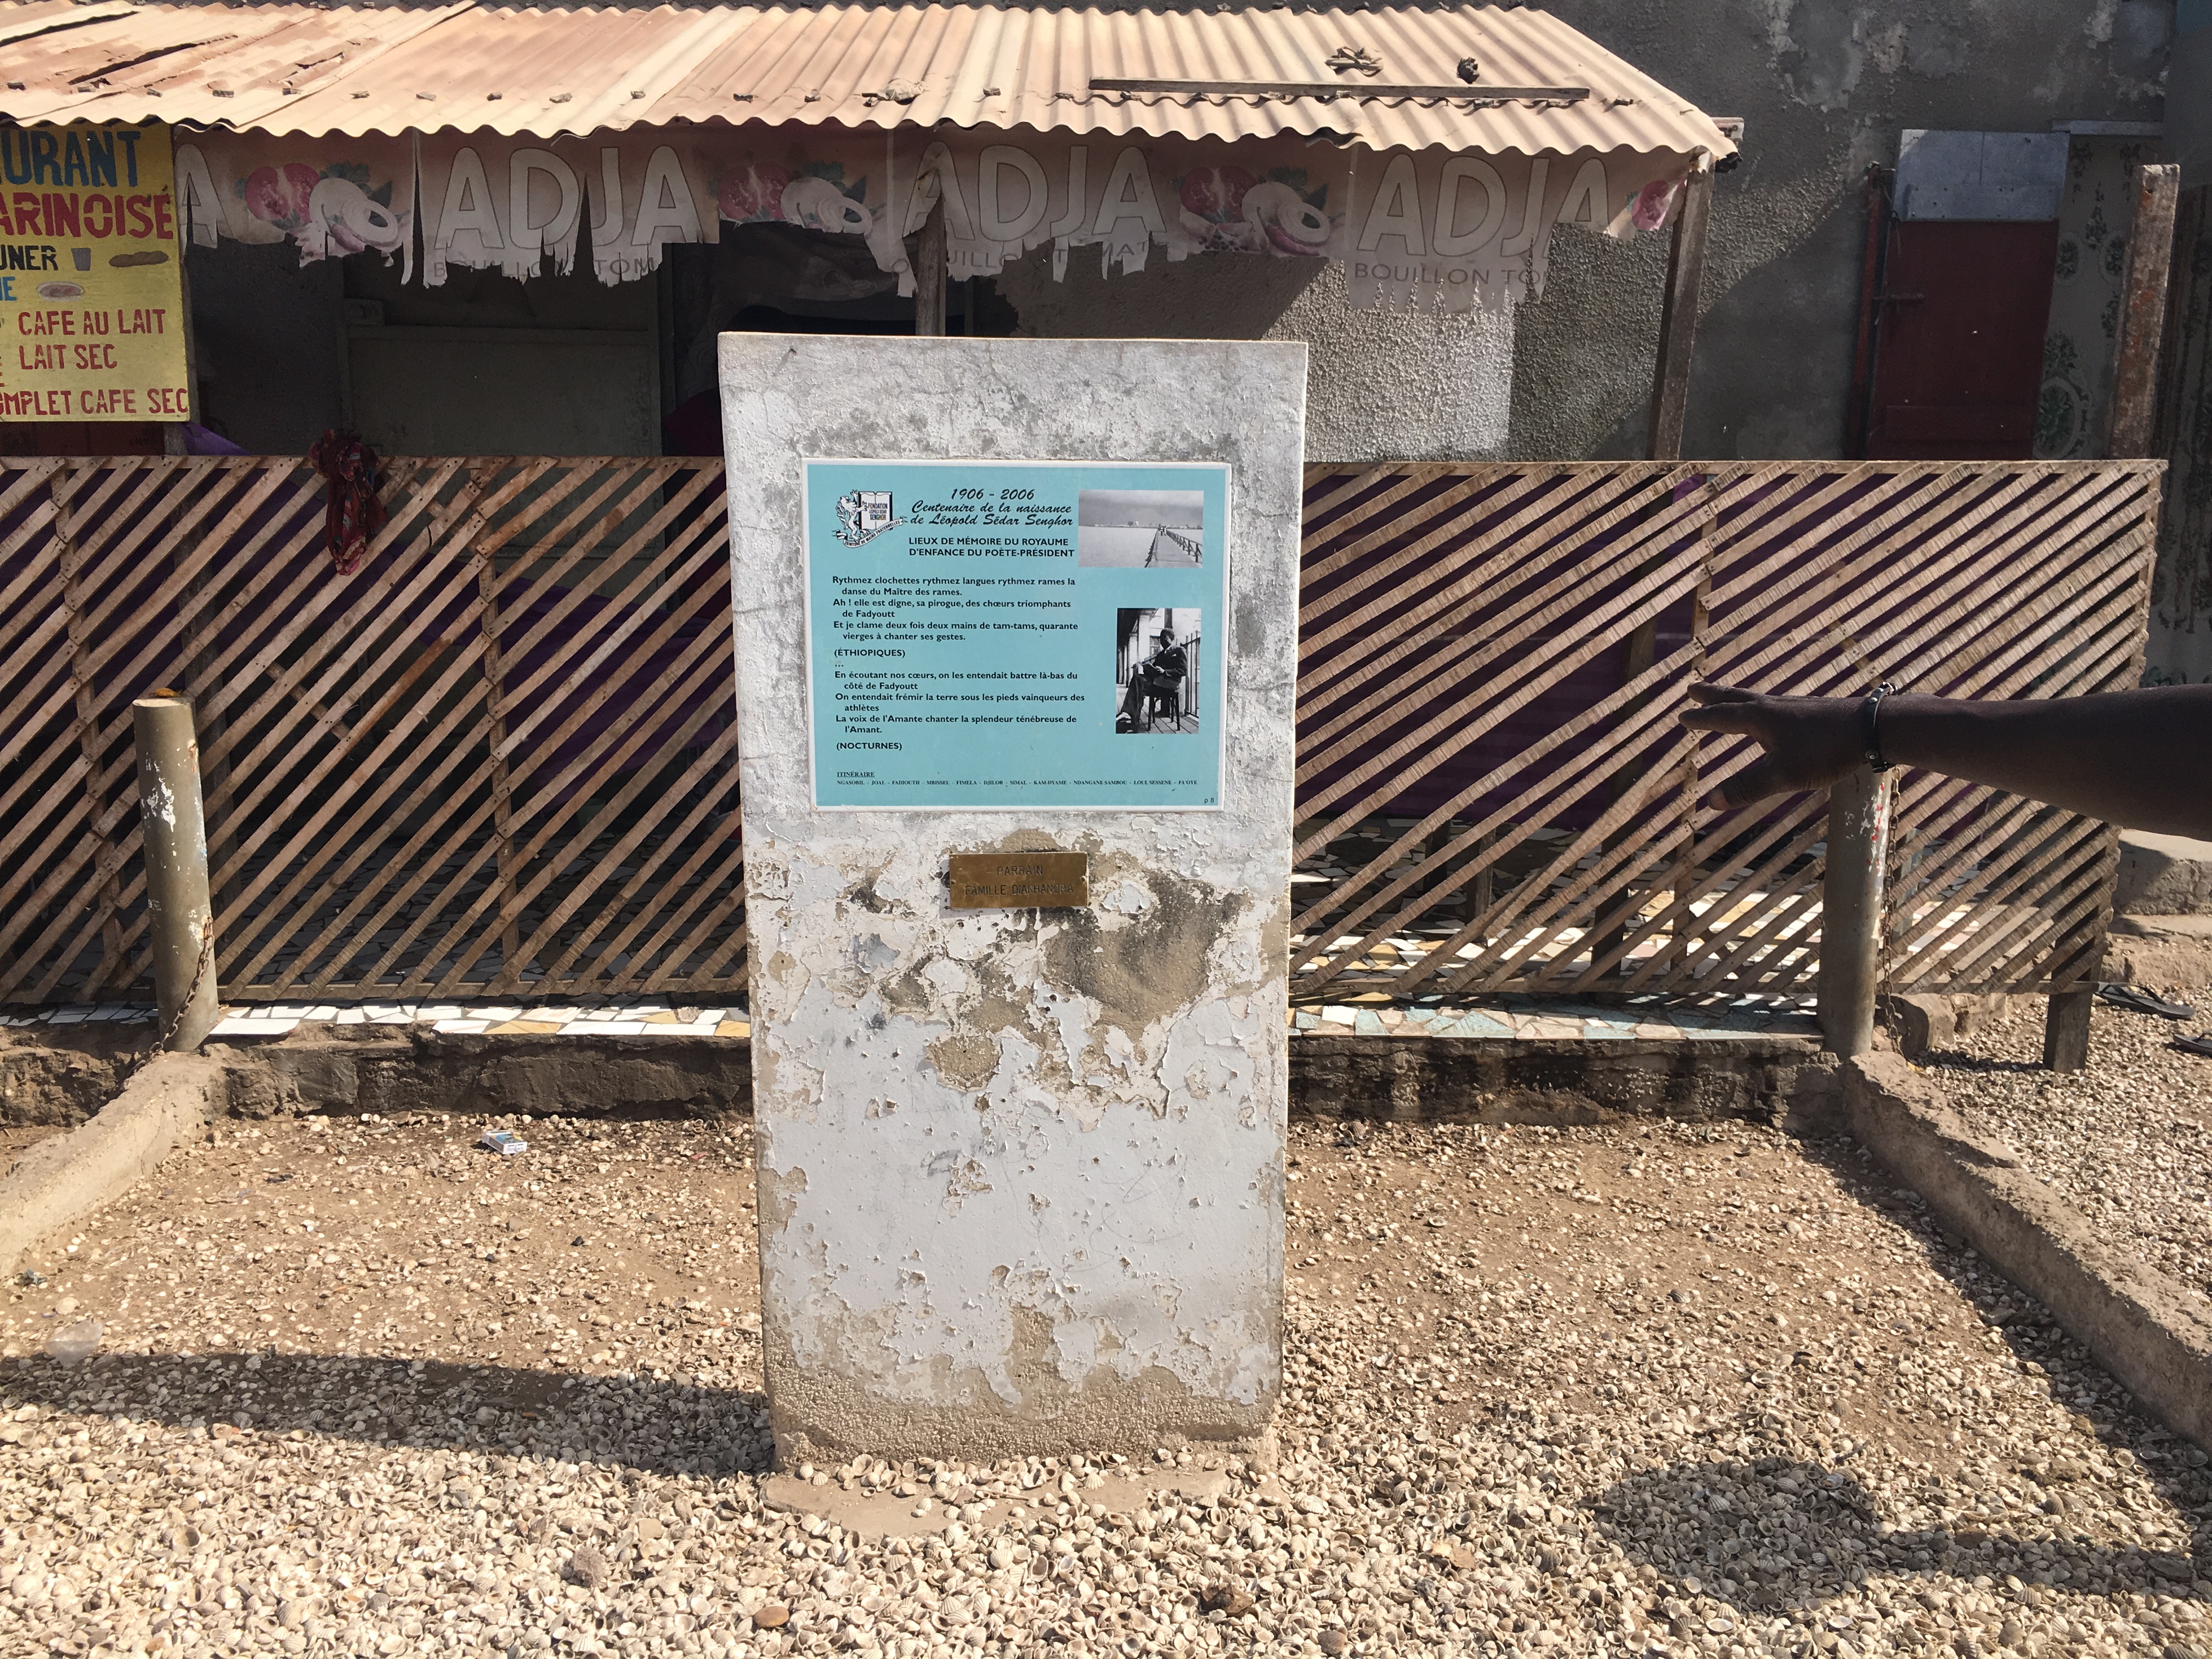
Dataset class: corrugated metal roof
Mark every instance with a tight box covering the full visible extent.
[0,2,1734,159]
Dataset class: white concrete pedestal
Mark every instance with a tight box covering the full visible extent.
[721,336,1304,1462]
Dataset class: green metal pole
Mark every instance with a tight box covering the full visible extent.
[132,695,218,1051]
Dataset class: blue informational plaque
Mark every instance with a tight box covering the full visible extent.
[803,459,1229,809]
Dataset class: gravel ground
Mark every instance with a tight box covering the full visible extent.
[3,1111,2209,1658]
[1926,1000,2212,1302]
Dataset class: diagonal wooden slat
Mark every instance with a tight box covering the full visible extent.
[1,456,2155,1007]
[201,461,490,799]
[0,455,747,1004]
[518,727,744,993]
[1290,458,2159,1005]
[1297,466,1729,719]
[225,467,690,990]
[405,617,736,994]
[256,467,739,998]
[1294,534,1716,845]
[1293,635,1707,987]
[1297,489,1716,768]
[608,840,747,994]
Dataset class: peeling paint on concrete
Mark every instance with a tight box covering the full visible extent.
[722,336,1302,1462]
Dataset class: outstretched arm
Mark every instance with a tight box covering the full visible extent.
[1679,684,2212,838]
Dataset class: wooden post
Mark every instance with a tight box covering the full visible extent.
[2154,185,2206,463]
[177,469,233,918]
[162,243,202,455]
[1646,155,1715,463]
[1818,765,1893,1057]
[1600,160,1717,977]
[2106,163,2182,460]
[2043,987,2095,1074]
[1844,164,1890,459]
[133,695,219,1051]
[915,196,947,337]
[2041,162,2182,1072]
[1472,825,1499,938]
[479,531,520,976]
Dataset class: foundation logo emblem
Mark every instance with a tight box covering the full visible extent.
[834,489,902,547]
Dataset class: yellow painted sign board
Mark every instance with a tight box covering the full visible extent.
[0,121,188,422]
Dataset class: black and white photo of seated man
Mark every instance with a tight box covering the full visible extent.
[1114,608,1201,735]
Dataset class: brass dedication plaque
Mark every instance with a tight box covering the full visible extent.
[948,851,1089,910]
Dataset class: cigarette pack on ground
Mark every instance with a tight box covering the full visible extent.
[478,1129,528,1156]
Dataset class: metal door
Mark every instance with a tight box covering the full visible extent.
[1865,219,2059,459]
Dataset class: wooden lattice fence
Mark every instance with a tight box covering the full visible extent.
[0,454,2162,1007]
[1294,459,2163,1003]
[1,455,744,1005]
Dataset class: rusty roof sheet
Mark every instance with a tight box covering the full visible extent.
[0,2,1735,159]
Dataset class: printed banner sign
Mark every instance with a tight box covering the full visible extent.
[0,121,188,422]
[179,126,1691,313]
[174,132,415,281]
[804,459,1229,810]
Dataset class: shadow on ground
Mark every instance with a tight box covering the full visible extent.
[1589,1136,2210,1617]
[1911,1046,2050,1077]
[1,1350,774,1477]
[1593,1456,2204,1617]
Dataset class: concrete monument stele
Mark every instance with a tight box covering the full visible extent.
[723,335,1304,1462]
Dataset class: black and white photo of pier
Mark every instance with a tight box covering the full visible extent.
[1076,488,1204,568]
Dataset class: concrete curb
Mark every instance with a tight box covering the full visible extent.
[246,1030,1825,1125]
[248,1031,753,1121]
[17,1027,1831,1127]
[1293,1034,1819,1123]
[2114,829,2212,915]
[1838,1051,2212,1454]
[0,1040,128,1128]
[0,1052,224,1279]
[2101,913,2212,992]
[1875,991,2021,1061]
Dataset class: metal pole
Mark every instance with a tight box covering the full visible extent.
[1596,157,1717,978]
[133,695,218,1051]
[1818,765,1893,1057]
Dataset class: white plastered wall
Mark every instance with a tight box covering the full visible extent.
[720,335,1303,1461]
